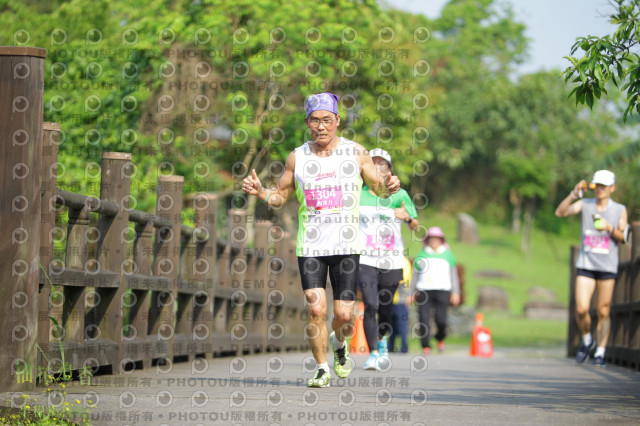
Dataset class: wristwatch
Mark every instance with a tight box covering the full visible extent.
[405,218,412,224]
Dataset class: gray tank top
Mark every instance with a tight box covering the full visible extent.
[576,198,625,273]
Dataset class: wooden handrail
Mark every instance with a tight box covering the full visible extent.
[56,189,119,216]
[56,188,210,242]
[2,45,307,392]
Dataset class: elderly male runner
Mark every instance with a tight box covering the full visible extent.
[242,92,400,387]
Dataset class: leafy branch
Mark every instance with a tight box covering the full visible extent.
[563,0,640,121]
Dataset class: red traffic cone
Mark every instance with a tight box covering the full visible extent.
[349,302,369,354]
[470,313,493,357]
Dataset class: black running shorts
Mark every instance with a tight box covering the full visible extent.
[297,255,359,301]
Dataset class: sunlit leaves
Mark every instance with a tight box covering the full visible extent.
[564,0,640,121]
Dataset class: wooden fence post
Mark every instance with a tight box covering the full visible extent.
[630,222,640,356]
[0,46,46,391]
[254,220,271,352]
[176,225,196,359]
[130,218,153,369]
[228,209,249,355]
[268,228,287,352]
[632,222,640,303]
[213,236,233,355]
[287,238,306,351]
[38,122,60,348]
[95,152,132,372]
[149,175,183,365]
[193,193,219,357]
[64,205,91,344]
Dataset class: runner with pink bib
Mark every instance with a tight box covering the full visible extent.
[242,92,401,387]
[555,170,629,367]
[357,149,419,370]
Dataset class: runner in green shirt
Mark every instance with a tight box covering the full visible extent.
[358,148,419,370]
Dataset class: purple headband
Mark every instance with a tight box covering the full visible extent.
[305,93,340,116]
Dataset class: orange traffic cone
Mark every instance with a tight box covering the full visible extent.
[470,313,493,357]
[349,302,369,354]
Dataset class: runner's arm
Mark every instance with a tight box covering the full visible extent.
[555,181,584,217]
[406,270,418,306]
[395,194,420,231]
[242,152,296,208]
[265,151,296,208]
[611,206,628,244]
[449,266,461,306]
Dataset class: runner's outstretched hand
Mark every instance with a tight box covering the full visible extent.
[385,172,401,194]
[242,169,264,197]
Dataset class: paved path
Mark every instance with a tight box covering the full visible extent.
[2,346,639,425]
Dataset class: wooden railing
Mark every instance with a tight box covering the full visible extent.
[1,46,307,392]
[567,222,640,369]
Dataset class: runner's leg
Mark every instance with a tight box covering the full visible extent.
[398,304,409,352]
[389,304,401,352]
[575,275,596,336]
[415,290,431,349]
[329,255,358,341]
[377,269,401,340]
[305,288,328,364]
[433,290,450,342]
[358,264,379,352]
[595,278,615,349]
[298,257,329,365]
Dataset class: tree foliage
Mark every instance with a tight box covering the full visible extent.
[564,0,640,121]
[0,0,634,233]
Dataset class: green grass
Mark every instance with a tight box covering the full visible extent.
[402,210,577,313]
[478,312,567,347]
[409,312,567,348]
[401,210,577,349]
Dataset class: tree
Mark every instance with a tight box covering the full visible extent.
[0,0,432,233]
[563,0,640,223]
[402,0,529,197]
[563,0,640,121]
[495,72,620,255]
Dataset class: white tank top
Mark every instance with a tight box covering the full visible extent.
[294,138,362,257]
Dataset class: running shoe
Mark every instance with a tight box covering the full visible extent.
[377,336,389,357]
[306,368,330,388]
[329,331,353,378]
[592,355,605,367]
[423,347,431,355]
[363,352,380,370]
[437,340,445,352]
[575,339,595,363]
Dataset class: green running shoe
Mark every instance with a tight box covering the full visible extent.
[329,331,353,378]
[306,368,330,388]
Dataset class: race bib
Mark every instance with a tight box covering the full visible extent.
[366,234,395,251]
[584,229,610,254]
[304,186,343,214]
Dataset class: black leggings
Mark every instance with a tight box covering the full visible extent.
[358,265,402,351]
[415,290,450,348]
